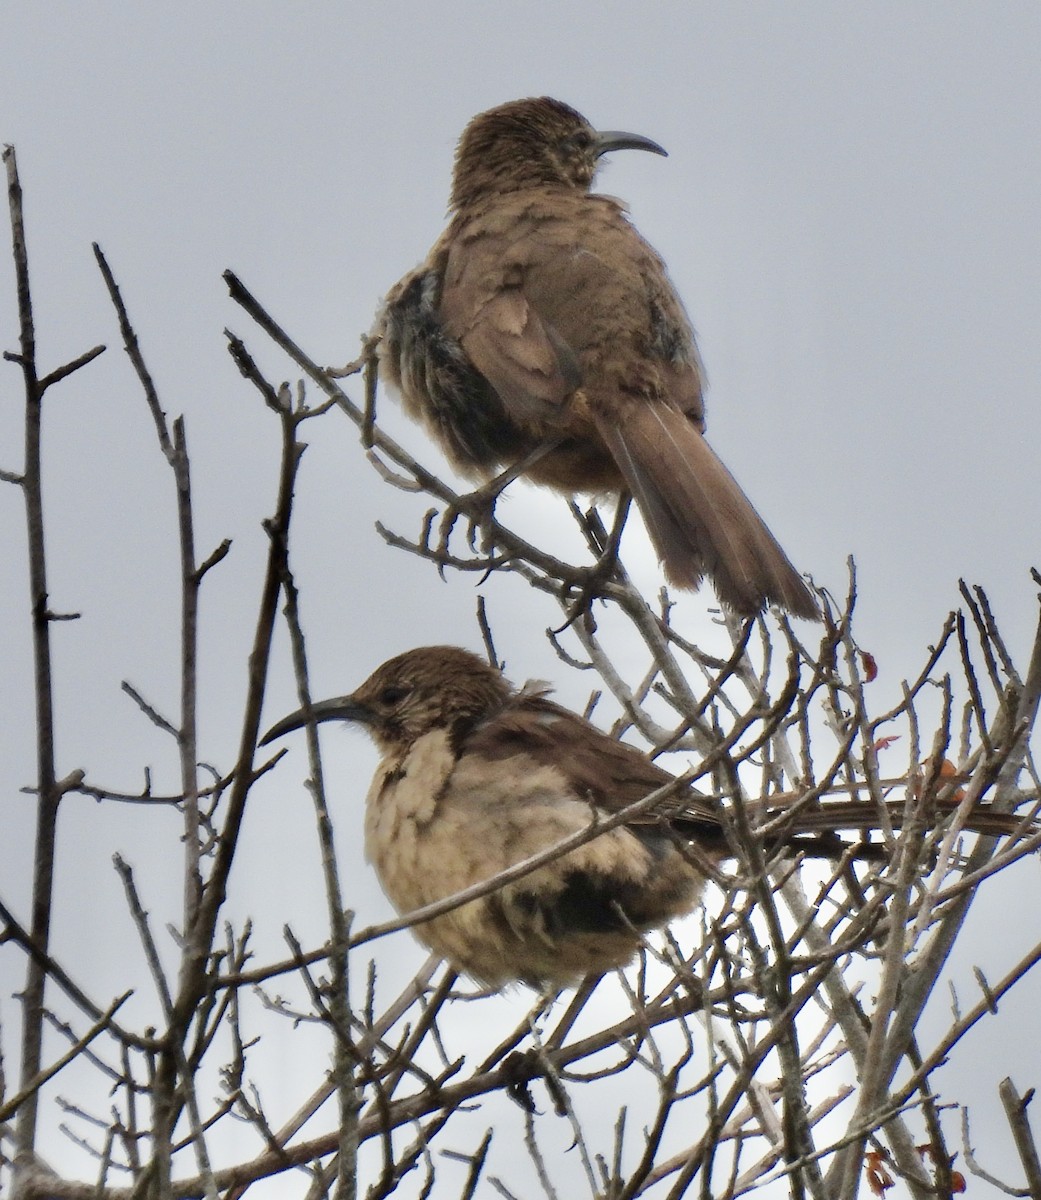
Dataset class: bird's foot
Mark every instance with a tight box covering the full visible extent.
[553,556,618,634]
[436,444,557,558]
[553,498,631,633]
[501,1048,569,1117]
[436,478,505,558]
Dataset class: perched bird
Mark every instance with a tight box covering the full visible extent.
[377,97,818,618]
[262,646,1022,988]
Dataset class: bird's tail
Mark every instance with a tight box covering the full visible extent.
[672,796,1032,850]
[595,403,818,619]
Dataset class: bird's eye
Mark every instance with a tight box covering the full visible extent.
[569,129,593,153]
[377,684,411,707]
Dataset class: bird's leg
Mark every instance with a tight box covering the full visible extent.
[544,974,602,1048]
[501,990,577,1116]
[554,495,632,632]
[593,492,631,577]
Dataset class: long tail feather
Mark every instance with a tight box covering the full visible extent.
[597,404,818,618]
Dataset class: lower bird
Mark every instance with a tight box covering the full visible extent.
[262,646,1025,989]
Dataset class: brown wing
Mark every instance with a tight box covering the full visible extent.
[464,694,1031,858]
[463,691,719,823]
[439,196,586,425]
[439,191,704,433]
[457,288,582,421]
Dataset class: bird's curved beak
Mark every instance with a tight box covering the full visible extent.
[260,695,371,745]
[594,129,667,159]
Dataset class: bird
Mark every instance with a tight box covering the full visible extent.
[376,97,818,619]
[262,645,1024,989]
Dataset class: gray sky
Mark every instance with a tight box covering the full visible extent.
[3,3,1040,1192]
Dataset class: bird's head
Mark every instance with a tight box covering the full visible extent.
[450,97,666,210]
[261,645,513,754]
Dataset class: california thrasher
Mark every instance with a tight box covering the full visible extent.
[378,97,818,619]
[263,646,1022,988]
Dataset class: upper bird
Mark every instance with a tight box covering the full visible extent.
[377,97,818,618]
[262,646,1024,989]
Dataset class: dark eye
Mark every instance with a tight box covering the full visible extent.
[569,129,594,153]
[377,684,411,707]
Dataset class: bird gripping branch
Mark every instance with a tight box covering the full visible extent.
[378,97,818,618]
[263,646,1026,988]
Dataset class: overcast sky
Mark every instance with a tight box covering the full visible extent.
[3,4,1040,1193]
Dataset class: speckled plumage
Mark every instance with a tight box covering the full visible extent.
[263,646,1028,988]
[333,645,706,985]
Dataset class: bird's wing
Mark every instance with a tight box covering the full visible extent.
[458,286,583,421]
[464,696,1033,856]
[439,194,668,426]
[464,693,721,825]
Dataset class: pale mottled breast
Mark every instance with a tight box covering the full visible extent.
[362,719,706,987]
[363,727,459,914]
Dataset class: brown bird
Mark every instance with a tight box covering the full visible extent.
[262,646,1023,988]
[378,97,817,618]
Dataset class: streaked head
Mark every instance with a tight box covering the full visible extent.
[450,96,666,210]
[261,645,512,753]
